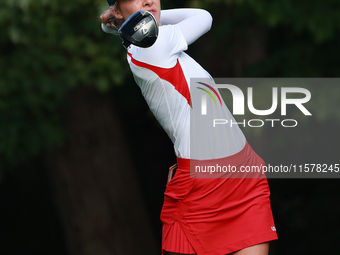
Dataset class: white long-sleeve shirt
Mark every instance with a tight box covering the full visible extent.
[103,9,246,159]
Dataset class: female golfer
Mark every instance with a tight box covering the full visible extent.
[100,1,278,254]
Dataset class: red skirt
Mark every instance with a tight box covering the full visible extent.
[161,142,278,255]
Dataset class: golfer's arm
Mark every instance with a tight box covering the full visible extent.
[160,8,212,45]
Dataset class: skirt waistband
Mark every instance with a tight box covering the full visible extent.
[176,142,252,170]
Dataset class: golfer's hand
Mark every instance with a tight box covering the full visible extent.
[100,8,124,30]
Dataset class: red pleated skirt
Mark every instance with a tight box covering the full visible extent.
[161,142,278,255]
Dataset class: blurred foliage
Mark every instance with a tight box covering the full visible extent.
[1,0,340,175]
[0,0,129,173]
[206,0,340,42]
[188,0,340,77]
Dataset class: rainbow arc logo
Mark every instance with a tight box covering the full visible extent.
[196,82,223,115]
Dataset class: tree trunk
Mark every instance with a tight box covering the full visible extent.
[46,87,158,255]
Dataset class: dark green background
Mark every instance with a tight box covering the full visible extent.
[1,0,339,254]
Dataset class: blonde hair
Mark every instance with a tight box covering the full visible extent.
[109,1,119,11]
